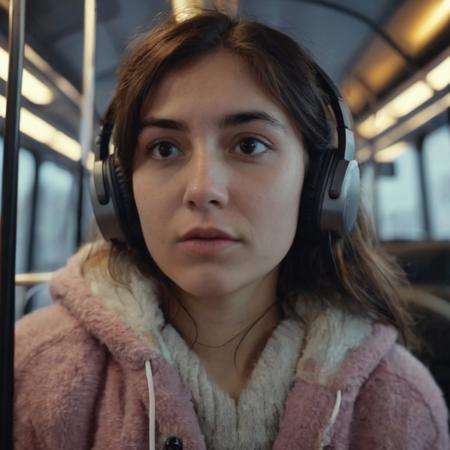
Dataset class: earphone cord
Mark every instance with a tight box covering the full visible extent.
[197,300,279,348]
[173,296,280,349]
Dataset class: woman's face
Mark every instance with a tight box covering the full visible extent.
[133,49,308,301]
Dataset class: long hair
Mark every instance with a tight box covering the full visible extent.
[83,8,421,355]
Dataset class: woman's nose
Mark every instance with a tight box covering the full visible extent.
[182,149,229,210]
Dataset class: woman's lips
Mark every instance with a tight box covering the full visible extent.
[178,238,240,255]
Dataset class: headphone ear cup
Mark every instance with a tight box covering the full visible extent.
[299,150,360,240]
[319,158,360,236]
[89,158,127,243]
[107,156,144,246]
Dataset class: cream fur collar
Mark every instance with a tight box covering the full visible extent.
[55,241,396,390]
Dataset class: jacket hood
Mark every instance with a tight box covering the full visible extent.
[49,241,399,449]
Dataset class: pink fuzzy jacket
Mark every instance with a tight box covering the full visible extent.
[14,243,449,449]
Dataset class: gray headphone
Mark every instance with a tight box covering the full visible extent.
[89,62,360,246]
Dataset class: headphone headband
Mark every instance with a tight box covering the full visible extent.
[311,62,355,161]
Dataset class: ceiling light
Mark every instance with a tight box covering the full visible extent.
[0,94,81,161]
[19,108,56,143]
[357,112,396,139]
[0,47,54,105]
[375,142,408,163]
[375,92,450,150]
[356,146,372,163]
[50,131,82,161]
[24,43,80,105]
[426,56,450,91]
[408,0,450,49]
[380,81,434,118]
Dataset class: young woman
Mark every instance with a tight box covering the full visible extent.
[14,9,448,450]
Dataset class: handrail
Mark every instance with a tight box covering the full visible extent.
[15,272,53,286]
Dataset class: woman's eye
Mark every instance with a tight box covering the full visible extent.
[234,137,270,157]
[147,137,270,160]
[147,141,180,160]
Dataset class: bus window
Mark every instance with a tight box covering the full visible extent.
[32,160,77,272]
[0,137,36,272]
[423,125,450,240]
[376,143,426,241]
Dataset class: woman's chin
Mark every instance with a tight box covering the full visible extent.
[171,276,238,301]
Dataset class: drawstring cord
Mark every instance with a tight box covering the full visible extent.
[321,390,342,448]
[145,360,156,450]
[329,389,342,428]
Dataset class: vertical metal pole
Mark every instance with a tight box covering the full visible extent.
[77,0,96,247]
[416,134,431,239]
[26,157,40,271]
[0,0,25,448]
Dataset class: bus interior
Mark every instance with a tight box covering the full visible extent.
[1,0,450,432]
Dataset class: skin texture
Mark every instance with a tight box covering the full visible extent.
[132,49,308,399]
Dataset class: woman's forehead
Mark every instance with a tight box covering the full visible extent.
[140,50,282,120]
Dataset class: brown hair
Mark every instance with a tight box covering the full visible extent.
[85,8,421,354]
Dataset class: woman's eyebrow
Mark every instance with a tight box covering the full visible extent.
[138,110,287,134]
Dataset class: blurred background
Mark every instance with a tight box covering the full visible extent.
[1,0,449,411]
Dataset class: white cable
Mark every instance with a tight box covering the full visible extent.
[320,389,342,447]
[329,390,342,427]
[145,360,156,450]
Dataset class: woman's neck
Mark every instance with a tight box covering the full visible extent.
[164,272,282,396]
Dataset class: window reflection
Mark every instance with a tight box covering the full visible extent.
[33,160,77,271]
[376,143,426,240]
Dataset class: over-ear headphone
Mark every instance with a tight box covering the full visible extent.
[89,61,360,246]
